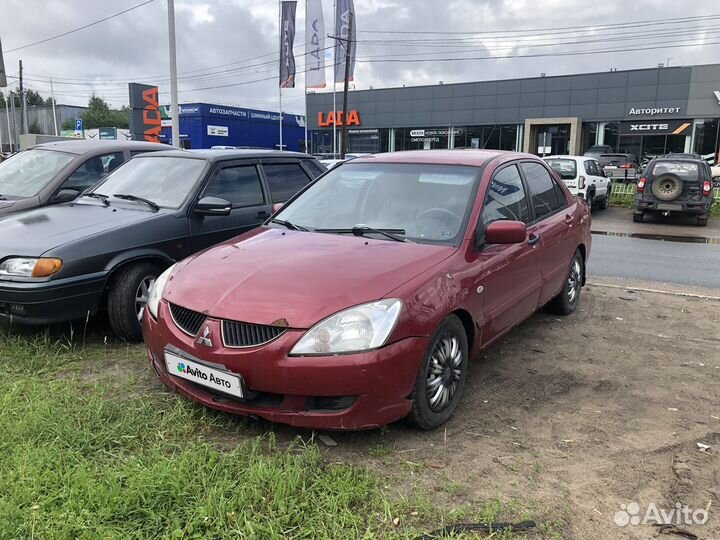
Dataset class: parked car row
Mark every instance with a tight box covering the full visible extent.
[0,143,591,430]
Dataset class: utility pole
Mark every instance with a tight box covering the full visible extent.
[339,13,353,159]
[50,78,58,135]
[167,0,180,148]
[18,59,25,134]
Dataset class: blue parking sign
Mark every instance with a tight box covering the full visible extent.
[75,119,83,131]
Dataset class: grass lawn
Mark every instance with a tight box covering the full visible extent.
[0,330,561,540]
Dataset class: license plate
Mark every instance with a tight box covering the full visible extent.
[657,203,680,211]
[164,351,244,398]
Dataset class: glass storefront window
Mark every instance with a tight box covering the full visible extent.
[603,122,620,153]
[581,122,597,153]
[693,119,720,160]
[395,127,451,151]
[454,125,518,150]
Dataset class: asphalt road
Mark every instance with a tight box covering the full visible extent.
[588,233,720,289]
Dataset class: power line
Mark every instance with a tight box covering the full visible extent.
[358,13,720,36]
[5,0,156,53]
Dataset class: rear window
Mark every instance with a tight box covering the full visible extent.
[599,154,635,166]
[648,161,700,182]
[544,158,577,180]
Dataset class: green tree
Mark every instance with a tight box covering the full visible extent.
[61,118,75,130]
[80,94,129,129]
[28,120,43,134]
[25,89,46,107]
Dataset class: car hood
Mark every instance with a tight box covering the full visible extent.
[164,227,455,329]
[0,201,166,255]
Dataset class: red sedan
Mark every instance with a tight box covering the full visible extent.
[143,150,591,430]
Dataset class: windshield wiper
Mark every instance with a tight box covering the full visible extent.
[82,193,110,206]
[315,225,409,243]
[113,193,159,211]
[270,218,308,232]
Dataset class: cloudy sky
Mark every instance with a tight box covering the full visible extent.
[2,0,720,113]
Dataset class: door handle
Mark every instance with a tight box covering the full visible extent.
[527,233,541,246]
[256,210,270,218]
[564,214,574,225]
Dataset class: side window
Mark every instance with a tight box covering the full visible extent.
[584,160,597,176]
[594,160,604,176]
[202,165,265,207]
[481,164,531,228]
[262,162,312,202]
[520,162,564,219]
[62,152,124,192]
[302,159,326,179]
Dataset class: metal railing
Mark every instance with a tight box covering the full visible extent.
[608,181,720,207]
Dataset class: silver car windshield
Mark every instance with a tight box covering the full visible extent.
[89,156,206,209]
[0,149,76,198]
[275,162,480,245]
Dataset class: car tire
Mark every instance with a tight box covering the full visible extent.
[546,250,584,316]
[697,215,708,227]
[108,262,160,341]
[651,174,683,201]
[406,314,468,430]
[585,191,594,213]
[633,212,644,223]
[600,188,610,210]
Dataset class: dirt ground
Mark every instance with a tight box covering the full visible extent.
[312,282,720,539]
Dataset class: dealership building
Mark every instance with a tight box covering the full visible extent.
[307,63,720,162]
[159,103,306,151]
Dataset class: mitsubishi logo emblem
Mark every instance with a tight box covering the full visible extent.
[196,326,213,348]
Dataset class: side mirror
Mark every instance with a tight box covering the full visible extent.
[272,202,284,213]
[484,220,527,245]
[194,196,232,216]
[53,189,80,204]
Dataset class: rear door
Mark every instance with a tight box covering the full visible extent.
[471,162,543,344]
[519,161,575,305]
[189,160,271,251]
[260,160,314,203]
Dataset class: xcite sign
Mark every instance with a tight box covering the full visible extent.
[620,120,691,136]
[318,110,360,127]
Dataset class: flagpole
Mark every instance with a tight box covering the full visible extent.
[278,0,283,150]
[332,0,337,157]
[304,0,308,153]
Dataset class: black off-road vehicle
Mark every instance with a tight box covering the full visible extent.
[634,157,714,226]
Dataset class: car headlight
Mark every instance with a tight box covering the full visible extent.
[290,299,403,355]
[147,264,177,319]
[0,257,63,278]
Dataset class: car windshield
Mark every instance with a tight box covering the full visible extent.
[544,158,577,180]
[0,149,76,198]
[275,162,480,245]
[88,156,206,209]
[649,161,700,182]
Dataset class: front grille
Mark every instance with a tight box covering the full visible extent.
[222,319,286,348]
[169,303,207,336]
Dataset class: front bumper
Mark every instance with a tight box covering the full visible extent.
[0,273,106,325]
[635,198,711,215]
[143,301,429,430]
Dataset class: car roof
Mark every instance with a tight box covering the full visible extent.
[136,148,316,161]
[650,156,706,164]
[351,149,528,167]
[544,155,583,161]
[32,140,167,155]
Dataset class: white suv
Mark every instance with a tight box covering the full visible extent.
[544,155,611,212]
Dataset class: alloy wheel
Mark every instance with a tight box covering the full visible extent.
[567,258,582,304]
[425,332,463,412]
[135,275,156,322]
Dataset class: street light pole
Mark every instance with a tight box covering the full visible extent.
[167,0,180,148]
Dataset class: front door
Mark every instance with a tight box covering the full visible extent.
[469,163,544,345]
[190,161,271,251]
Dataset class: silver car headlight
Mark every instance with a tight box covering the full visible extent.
[147,264,177,319]
[0,257,63,278]
[290,299,403,355]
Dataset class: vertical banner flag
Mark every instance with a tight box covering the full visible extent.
[334,0,356,83]
[279,1,297,88]
[306,0,326,88]
[0,39,7,88]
